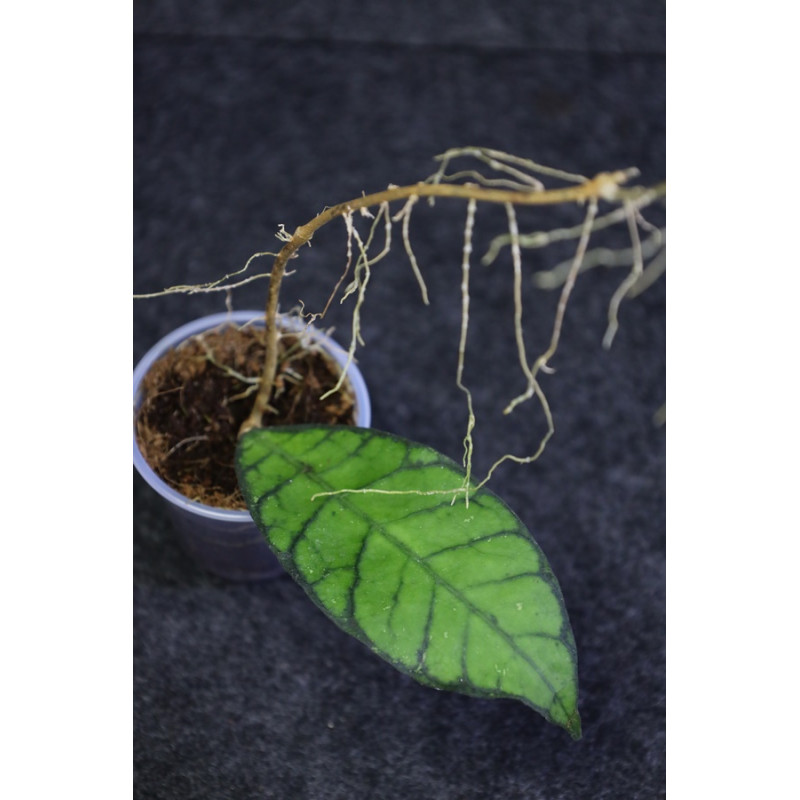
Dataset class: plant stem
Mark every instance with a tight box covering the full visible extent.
[238,172,662,436]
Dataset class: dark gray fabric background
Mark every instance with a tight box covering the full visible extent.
[134,3,665,797]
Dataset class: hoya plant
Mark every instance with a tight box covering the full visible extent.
[136,147,665,740]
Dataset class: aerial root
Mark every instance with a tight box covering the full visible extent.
[392,196,430,304]
[603,200,644,349]
[132,250,279,299]
[456,198,478,505]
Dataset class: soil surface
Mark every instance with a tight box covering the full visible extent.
[135,323,356,509]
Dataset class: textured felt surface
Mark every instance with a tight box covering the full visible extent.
[134,6,665,797]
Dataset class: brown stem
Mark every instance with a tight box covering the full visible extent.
[238,171,657,436]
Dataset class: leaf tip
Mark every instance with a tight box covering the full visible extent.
[565,711,582,741]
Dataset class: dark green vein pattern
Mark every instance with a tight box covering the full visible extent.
[236,426,580,738]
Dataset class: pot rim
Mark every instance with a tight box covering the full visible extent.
[133,310,371,522]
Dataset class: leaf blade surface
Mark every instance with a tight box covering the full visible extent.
[236,425,580,738]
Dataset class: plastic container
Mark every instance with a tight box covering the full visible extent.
[133,310,371,580]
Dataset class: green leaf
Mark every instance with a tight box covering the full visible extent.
[236,426,581,739]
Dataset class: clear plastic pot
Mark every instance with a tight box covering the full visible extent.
[133,311,371,580]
